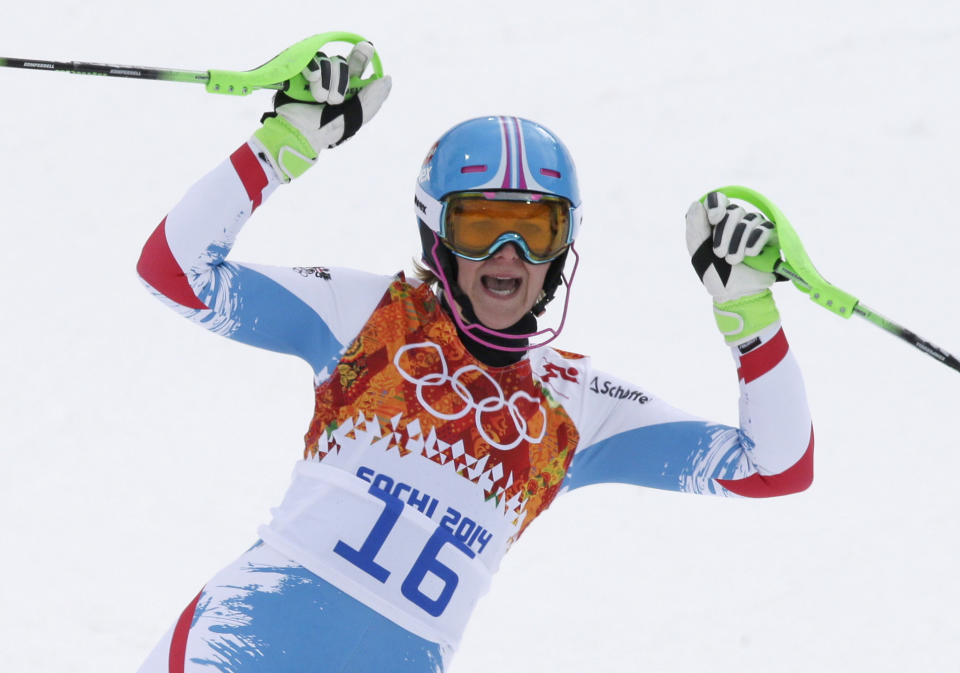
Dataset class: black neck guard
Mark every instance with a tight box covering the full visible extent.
[439,292,535,367]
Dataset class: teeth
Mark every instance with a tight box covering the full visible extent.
[482,276,520,295]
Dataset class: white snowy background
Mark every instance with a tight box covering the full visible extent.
[1,1,958,671]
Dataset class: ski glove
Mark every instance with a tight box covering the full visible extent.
[252,41,391,181]
[686,192,780,344]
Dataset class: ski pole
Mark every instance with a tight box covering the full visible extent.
[0,32,383,101]
[709,185,960,374]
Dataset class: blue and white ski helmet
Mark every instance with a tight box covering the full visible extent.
[415,115,583,265]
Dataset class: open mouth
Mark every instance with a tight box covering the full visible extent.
[481,275,521,296]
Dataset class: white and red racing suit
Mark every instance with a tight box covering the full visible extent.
[136,142,813,673]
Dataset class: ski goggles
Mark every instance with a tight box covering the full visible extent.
[440,191,573,264]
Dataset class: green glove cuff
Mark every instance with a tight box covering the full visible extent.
[713,290,780,344]
[253,116,318,181]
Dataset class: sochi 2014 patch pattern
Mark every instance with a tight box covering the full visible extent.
[304,280,579,542]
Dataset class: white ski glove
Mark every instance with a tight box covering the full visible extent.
[252,41,391,181]
[685,192,780,344]
[302,43,373,105]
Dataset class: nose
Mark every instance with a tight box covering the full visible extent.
[491,242,523,261]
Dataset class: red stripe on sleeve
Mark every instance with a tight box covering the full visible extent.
[136,218,209,310]
[717,426,815,497]
[230,143,269,212]
[169,589,204,673]
[737,328,789,383]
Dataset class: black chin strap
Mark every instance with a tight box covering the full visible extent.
[439,292,534,367]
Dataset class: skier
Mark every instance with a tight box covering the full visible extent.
[135,42,813,673]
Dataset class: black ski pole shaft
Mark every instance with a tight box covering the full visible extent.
[0,35,383,100]
[852,303,960,373]
[0,57,283,90]
[771,260,960,374]
[1,56,204,85]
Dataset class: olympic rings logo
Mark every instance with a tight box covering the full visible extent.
[393,342,547,451]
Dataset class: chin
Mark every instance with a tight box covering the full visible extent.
[476,316,514,330]
[474,306,524,330]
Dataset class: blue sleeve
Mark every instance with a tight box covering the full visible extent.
[564,421,747,495]
[556,346,813,498]
[175,261,345,375]
[137,142,394,377]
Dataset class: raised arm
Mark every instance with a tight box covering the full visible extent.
[563,194,813,498]
[137,44,393,376]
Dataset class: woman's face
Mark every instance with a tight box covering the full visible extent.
[455,243,549,330]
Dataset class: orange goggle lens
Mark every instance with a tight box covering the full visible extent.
[442,192,572,263]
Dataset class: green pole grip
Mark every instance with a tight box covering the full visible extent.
[704,185,860,319]
[206,32,383,99]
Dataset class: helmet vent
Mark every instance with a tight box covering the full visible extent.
[540,168,561,178]
[460,164,487,174]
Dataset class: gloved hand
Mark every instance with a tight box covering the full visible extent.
[685,191,780,344]
[252,41,391,181]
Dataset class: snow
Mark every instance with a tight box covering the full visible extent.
[1,1,958,671]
